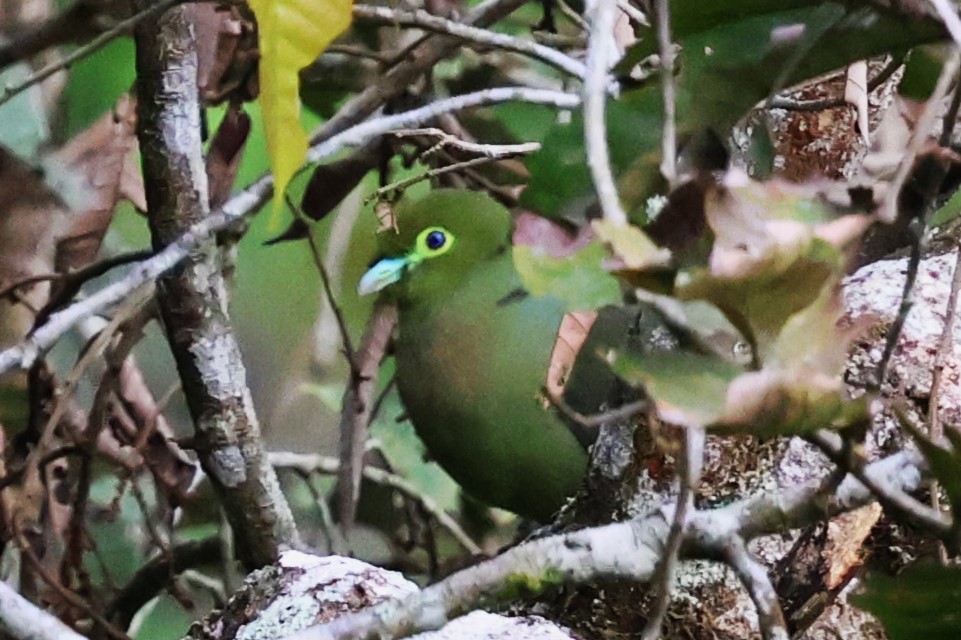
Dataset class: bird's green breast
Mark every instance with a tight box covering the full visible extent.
[394,254,589,521]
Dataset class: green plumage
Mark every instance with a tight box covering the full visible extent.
[363,190,601,521]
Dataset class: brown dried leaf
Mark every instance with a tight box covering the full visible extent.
[206,103,251,207]
[823,503,882,589]
[0,148,67,347]
[546,311,598,398]
[51,94,140,273]
[190,2,259,104]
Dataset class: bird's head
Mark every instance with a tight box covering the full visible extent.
[358,189,511,304]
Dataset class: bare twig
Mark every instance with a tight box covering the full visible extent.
[925,74,961,558]
[584,0,628,226]
[333,301,398,532]
[0,0,180,110]
[353,4,592,81]
[369,153,535,202]
[617,0,649,27]
[307,87,580,165]
[654,0,676,185]
[270,452,481,555]
[767,57,902,112]
[548,392,648,428]
[288,195,359,377]
[724,537,789,640]
[391,127,540,158]
[874,51,961,388]
[105,538,222,630]
[640,426,703,640]
[930,0,961,47]
[310,0,530,143]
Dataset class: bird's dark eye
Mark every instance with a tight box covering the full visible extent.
[426,230,446,250]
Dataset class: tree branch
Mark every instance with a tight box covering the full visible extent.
[285,448,927,640]
[133,1,299,568]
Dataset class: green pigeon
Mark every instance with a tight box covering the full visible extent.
[359,189,629,521]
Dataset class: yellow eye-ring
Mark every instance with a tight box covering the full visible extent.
[411,226,455,263]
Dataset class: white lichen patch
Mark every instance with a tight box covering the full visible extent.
[235,553,417,640]
[844,251,961,425]
[410,611,576,639]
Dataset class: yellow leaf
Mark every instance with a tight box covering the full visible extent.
[249,0,352,223]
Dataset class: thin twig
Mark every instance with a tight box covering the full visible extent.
[0,0,180,110]
[353,4,592,81]
[767,57,902,112]
[930,0,961,47]
[369,153,536,203]
[654,0,676,185]
[16,531,131,640]
[556,0,589,30]
[640,426,703,640]
[334,301,397,532]
[307,87,580,163]
[270,452,482,555]
[617,0,649,27]
[924,69,961,561]
[548,391,648,428]
[724,537,789,640]
[288,195,359,376]
[391,127,540,158]
[874,51,961,388]
[584,0,628,226]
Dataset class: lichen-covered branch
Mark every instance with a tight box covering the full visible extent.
[132,2,299,568]
[286,449,926,640]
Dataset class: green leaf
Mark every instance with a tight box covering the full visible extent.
[854,564,961,640]
[609,349,742,428]
[513,241,621,312]
[931,184,961,227]
[249,0,352,220]
[521,96,662,221]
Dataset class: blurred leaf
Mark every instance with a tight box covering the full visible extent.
[46,94,141,272]
[0,60,50,157]
[931,184,961,227]
[609,349,741,427]
[248,0,352,219]
[609,291,869,435]
[854,564,961,640]
[676,171,869,359]
[592,219,671,269]
[521,95,662,221]
[513,241,621,312]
